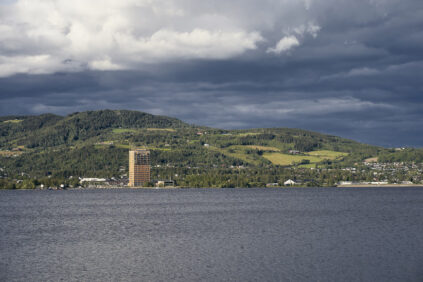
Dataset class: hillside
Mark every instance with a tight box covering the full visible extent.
[1,109,422,187]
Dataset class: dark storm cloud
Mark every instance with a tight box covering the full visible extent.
[1,0,423,147]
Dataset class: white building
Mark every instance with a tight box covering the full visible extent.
[284,179,296,186]
[80,178,107,183]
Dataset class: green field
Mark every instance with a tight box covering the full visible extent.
[263,150,348,166]
[0,151,21,157]
[112,128,175,134]
[208,147,348,167]
[305,150,348,160]
[143,146,172,151]
[209,146,262,165]
[146,128,176,132]
[115,144,131,149]
[243,145,281,151]
[2,119,23,123]
[263,153,323,166]
[112,128,138,134]
[95,142,172,151]
[364,157,378,163]
[237,132,261,137]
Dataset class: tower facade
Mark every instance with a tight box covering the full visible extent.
[129,149,150,187]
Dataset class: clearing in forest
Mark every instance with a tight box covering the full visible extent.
[263,153,322,166]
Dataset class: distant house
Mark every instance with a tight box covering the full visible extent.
[80,178,107,183]
[156,180,175,187]
[284,179,296,186]
[266,183,279,187]
[80,178,109,188]
[108,178,128,187]
[288,150,300,155]
[371,181,389,185]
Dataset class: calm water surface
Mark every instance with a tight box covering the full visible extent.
[0,187,422,281]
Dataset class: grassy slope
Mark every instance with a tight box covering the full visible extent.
[2,119,23,123]
[243,145,281,151]
[263,153,323,166]
[262,150,348,166]
[306,150,349,158]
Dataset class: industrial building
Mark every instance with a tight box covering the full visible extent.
[128,148,150,187]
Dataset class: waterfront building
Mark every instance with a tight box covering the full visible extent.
[129,148,150,187]
[155,180,175,188]
[284,179,296,186]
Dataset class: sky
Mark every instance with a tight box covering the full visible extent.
[0,0,422,147]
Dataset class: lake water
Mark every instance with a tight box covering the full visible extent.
[0,187,422,281]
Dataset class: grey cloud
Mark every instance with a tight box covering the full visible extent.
[0,0,423,147]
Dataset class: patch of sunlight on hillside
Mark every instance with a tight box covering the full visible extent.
[112,128,138,134]
[146,128,176,132]
[243,145,281,151]
[305,150,348,159]
[263,153,322,166]
[2,119,23,123]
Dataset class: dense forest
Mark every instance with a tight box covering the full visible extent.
[1,110,422,188]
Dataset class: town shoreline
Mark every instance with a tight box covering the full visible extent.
[336,184,423,188]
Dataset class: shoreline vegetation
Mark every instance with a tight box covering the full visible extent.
[3,184,423,191]
[336,184,423,188]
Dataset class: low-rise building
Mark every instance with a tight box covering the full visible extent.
[156,180,175,187]
[80,178,107,183]
[284,179,296,186]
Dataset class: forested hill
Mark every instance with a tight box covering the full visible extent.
[0,109,422,181]
[0,110,188,148]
